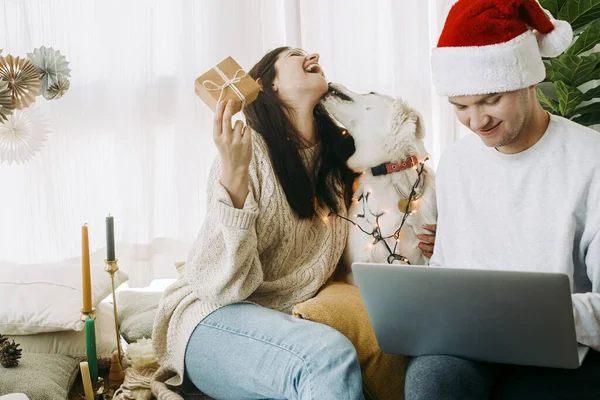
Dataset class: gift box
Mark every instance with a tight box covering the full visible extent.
[195,56,261,114]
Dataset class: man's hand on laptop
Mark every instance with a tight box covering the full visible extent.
[418,224,436,258]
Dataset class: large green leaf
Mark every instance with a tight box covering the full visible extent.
[573,103,600,125]
[543,61,556,82]
[536,87,561,113]
[540,0,570,17]
[583,85,600,100]
[555,81,585,116]
[557,0,600,31]
[549,53,600,87]
[566,20,600,55]
[574,101,600,115]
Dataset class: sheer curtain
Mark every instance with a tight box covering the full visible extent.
[0,0,462,286]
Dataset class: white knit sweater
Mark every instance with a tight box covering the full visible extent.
[431,115,600,351]
[150,131,348,397]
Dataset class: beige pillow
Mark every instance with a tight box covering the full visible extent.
[8,301,119,359]
[0,353,80,399]
[293,282,407,400]
[0,260,128,334]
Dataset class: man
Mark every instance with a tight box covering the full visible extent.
[407,0,600,399]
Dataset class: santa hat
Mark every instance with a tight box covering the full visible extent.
[431,0,573,97]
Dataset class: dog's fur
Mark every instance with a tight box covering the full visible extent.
[321,83,437,284]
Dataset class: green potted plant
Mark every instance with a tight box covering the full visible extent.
[537,0,600,128]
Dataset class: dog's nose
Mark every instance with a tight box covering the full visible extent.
[328,82,342,93]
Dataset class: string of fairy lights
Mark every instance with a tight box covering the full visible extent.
[327,157,429,264]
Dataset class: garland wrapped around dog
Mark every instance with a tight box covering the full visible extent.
[329,157,429,264]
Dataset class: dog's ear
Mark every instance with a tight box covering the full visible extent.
[411,109,425,140]
[392,100,426,140]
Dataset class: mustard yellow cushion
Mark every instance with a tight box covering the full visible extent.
[293,282,407,400]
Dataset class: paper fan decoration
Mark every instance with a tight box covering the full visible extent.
[45,75,70,100]
[0,55,41,109]
[0,80,14,122]
[27,46,71,100]
[0,107,50,164]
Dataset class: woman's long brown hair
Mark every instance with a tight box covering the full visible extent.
[243,47,357,219]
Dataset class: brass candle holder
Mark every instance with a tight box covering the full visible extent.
[105,258,124,372]
[80,307,96,321]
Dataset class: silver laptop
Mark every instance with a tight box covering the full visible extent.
[352,263,589,369]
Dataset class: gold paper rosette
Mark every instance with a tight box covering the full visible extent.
[0,55,41,110]
[0,80,14,122]
[45,75,70,100]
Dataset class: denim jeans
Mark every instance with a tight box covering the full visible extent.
[184,303,365,400]
[405,350,600,400]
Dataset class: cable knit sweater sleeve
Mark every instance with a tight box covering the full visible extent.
[184,135,266,305]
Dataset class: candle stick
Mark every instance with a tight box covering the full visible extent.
[79,362,95,400]
[106,215,115,262]
[81,224,93,313]
[85,318,99,382]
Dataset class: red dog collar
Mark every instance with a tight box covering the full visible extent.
[371,155,419,176]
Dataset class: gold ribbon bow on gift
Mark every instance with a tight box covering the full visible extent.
[202,67,248,110]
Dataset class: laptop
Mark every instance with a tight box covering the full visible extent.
[352,263,589,369]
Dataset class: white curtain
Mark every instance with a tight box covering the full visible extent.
[0,0,462,286]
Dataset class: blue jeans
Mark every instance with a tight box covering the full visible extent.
[405,351,600,400]
[184,303,365,400]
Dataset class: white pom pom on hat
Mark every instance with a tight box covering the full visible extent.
[537,19,574,57]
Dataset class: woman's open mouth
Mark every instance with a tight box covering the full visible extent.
[305,63,324,77]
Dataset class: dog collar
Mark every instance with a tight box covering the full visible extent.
[370,155,419,176]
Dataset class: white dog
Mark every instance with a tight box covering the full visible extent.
[321,83,437,284]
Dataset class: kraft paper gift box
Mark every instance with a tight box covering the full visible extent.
[195,56,260,114]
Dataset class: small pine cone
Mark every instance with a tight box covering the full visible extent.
[0,340,22,368]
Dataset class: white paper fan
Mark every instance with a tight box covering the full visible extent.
[27,46,71,100]
[0,107,51,164]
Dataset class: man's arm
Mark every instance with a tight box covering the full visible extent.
[572,228,600,351]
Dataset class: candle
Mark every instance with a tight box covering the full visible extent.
[81,225,92,313]
[79,361,95,400]
[106,215,115,262]
[85,318,99,382]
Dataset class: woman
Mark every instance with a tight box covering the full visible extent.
[151,47,365,399]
